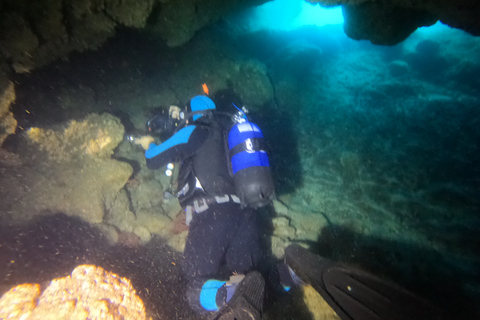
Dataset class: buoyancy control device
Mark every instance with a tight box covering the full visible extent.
[148,98,275,209]
[228,120,275,208]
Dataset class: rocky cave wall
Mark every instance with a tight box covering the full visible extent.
[0,0,265,76]
[0,0,479,78]
[309,0,480,45]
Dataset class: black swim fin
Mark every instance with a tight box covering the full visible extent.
[208,271,265,320]
[285,244,442,320]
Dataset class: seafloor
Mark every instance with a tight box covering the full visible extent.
[1,22,479,319]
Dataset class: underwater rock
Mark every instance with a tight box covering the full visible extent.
[0,156,132,224]
[167,230,189,252]
[105,0,154,28]
[230,59,274,108]
[1,0,479,75]
[271,216,296,258]
[342,2,437,45]
[136,209,173,237]
[272,217,296,241]
[149,0,267,47]
[0,76,17,146]
[0,0,153,72]
[104,188,137,233]
[128,177,165,212]
[290,212,327,243]
[133,225,152,244]
[0,113,132,224]
[0,0,268,73]
[273,199,289,215]
[95,223,119,245]
[0,265,146,320]
[160,30,274,110]
[25,113,124,161]
[311,0,480,43]
[271,235,290,259]
[388,60,410,77]
[103,178,176,247]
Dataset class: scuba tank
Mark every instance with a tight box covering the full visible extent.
[228,117,275,208]
[146,96,275,208]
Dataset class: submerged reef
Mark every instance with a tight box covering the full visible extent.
[0,264,146,320]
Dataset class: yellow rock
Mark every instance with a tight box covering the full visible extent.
[0,283,41,319]
[26,113,124,161]
[0,265,146,320]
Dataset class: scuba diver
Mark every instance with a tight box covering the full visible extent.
[135,94,275,319]
[134,94,441,320]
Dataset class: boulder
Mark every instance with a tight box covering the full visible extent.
[0,113,132,224]
[0,265,146,320]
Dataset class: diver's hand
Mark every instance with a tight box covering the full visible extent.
[227,274,245,286]
[134,135,155,150]
[169,105,181,120]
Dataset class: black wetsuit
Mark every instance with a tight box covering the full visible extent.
[146,112,263,312]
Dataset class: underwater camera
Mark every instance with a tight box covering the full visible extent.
[146,110,179,138]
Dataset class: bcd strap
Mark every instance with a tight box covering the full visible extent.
[229,138,267,158]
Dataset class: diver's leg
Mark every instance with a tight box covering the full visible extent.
[182,208,229,279]
[182,203,243,314]
[185,277,227,314]
[209,271,265,320]
[225,206,263,274]
[209,206,265,320]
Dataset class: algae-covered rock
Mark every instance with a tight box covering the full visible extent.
[231,59,273,109]
[104,189,137,232]
[0,113,132,224]
[271,235,290,259]
[105,0,154,28]
[272,217,296,241]
[0,157,132,224]
[0,75,17,146]
[0,0,153,72]
[128,177,165,212]
[26,113,124,161]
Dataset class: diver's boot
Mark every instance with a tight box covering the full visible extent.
[285,244,442,320]
[208,271,265,320]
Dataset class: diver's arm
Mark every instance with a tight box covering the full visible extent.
[145,125,209,170]
[135,136,155,150]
